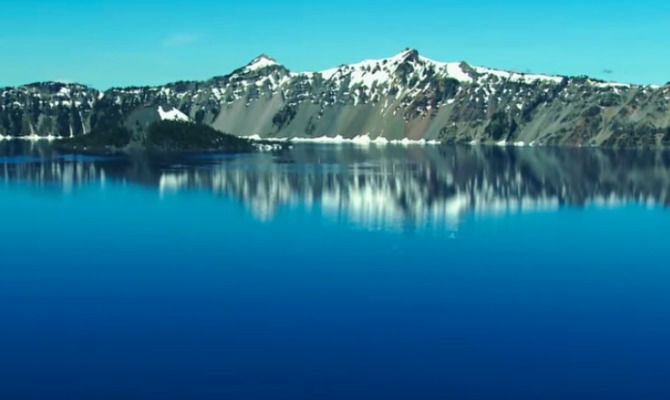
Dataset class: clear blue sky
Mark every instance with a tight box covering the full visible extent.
[1,0,668,89]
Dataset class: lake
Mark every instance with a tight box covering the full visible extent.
[1,141,670,399]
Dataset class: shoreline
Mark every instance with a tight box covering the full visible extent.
[0,133,661,150]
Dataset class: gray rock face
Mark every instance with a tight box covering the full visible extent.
[2,49,670,146]
[0,82,99,138]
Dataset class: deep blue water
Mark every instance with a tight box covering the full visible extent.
[1,142,670,399]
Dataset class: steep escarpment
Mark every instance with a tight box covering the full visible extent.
[2,49,669,147]
[0,82,99,137]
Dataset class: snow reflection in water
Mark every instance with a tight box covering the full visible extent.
[1,141,669,230]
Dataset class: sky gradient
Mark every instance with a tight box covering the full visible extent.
[1,0,669,89]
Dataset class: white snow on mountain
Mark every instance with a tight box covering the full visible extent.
[158,106,189,121]
[226,49,647,101]
[245,55,279,72]
[474,66,564,84]
[314,49,474,86]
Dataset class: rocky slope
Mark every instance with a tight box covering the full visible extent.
[2,49,670,147]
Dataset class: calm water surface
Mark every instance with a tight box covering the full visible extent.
[1,141,670,399]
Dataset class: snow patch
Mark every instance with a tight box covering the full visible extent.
[444,62,474,83]
[245,55,278,72]
[0,134,64,141]
[592,81,632,89]
[475,66,563,84]
[289,134,439,145]
[244,134,439,145]
[158,106,189,121]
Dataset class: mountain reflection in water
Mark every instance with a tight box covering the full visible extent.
[1,141,669,230]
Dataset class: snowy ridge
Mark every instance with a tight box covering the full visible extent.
[136,49,653,120]
[313,49,475,85]
[2,49,666,145]
[252,49,652,91]
[245,55,279,72]
[474,66,564,84]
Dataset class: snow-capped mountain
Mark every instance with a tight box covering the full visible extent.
[2,49,669,147]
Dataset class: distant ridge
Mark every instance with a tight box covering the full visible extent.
[1,49,669,147]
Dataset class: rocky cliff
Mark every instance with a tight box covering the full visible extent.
[2,49,669,147]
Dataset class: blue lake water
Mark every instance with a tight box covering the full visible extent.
[1,142,670,399]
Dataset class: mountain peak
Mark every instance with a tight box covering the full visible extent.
[396,48,420,62]
[245,54,279,71]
